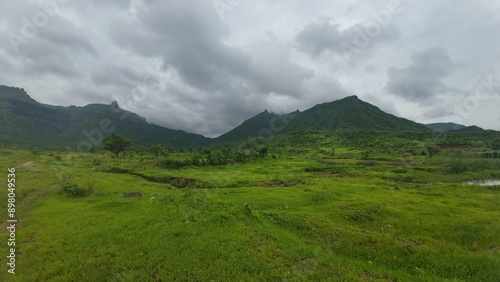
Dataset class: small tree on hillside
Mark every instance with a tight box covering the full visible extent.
[149,144,170,157]
[258,147,268,158]
[426,144,441,158]
[492,138,500,150]
[104,133,132,157]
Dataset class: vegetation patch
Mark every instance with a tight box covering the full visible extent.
[61,183,92,197]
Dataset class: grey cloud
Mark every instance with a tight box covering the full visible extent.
[385,46,455,104]
[109,1,245,93]
[90,0,131,9]
[363,93,400,116]
[295,18,345,57]
[1,3,98,79]
[1,0,499,134]
[296,17,400,58]
[22,9,329,136]
[40,27,99,58]
[109,0,314,107]
[61,82,116,106]
[422,104,452,120]
[67,0,132,11]
[15,35,84,78]
[129,83,258,137]
[23,54,80,78]
[244,40,314,97]
[91,65,143,88]
[0,51,12,71]
[302,74,353,108]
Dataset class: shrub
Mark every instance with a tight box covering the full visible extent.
[483,152,500,158]
[92,157,101,165]
[62,184,89,197]
[330,165,347,174]
[492,138,500,150]
[350,210,374,222]
[357,161,377,167]
[304,165,329,172]
[83,176,96,194]
[446,159,468,174]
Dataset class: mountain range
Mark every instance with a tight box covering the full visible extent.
[0,86,208,149]
[0,85,488,149]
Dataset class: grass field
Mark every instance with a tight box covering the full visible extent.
[0,145,499,281]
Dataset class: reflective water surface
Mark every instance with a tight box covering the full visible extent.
[462,180,500,186]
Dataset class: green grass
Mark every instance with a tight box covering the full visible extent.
[0,148,499,281]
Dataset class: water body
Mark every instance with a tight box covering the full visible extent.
[462,180,500,186]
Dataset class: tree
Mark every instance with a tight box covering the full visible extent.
[148,144,169,157]
[258,147,268,157]
[426,144,441,158]
[426,145,434,158]
[493,138,500,150]
[103,133,132,157]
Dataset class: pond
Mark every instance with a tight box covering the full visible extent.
[462,180,500,186]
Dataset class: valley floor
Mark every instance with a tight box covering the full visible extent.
[0,149,499,281]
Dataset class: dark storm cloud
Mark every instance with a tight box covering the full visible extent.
[142,84,259,136]
[385,46,455,104]
[105,0,316,135]
[109,0,242,91]
[109,0,312,97]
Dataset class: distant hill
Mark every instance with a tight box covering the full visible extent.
[286,96,429,132]
[214,110,284,144]
[425,122,466,132]
[214,96,430,144]
[0,86,209,149]
[9,85,491,150]
[453,125,485,133]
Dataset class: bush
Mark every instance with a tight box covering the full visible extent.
[492,138,500,150]
[92,157,101,165]
[304,165,329,172]
[62,184,90,197]
[330,165,347,174]
[483,152,500,158]
[446,159,468,174]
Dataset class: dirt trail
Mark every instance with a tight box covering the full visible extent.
[0,161,59,232]
[16,161,36,169]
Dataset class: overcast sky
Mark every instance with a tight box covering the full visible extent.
[1,0,499,136]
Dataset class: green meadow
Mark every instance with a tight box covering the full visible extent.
[0,133,499,281]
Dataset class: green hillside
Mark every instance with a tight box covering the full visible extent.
[0,86,209,149]
[286,96,430,132]
[214,110,284,144]
[214,96,430,144]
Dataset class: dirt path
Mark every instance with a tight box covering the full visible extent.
[0,161,59,232]
[16,161,37,170]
